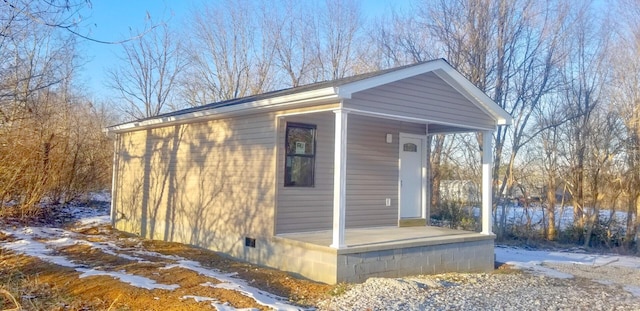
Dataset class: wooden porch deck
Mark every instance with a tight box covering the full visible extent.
[275,225,492,254]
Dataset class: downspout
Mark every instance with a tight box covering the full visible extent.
[109,132,118,227]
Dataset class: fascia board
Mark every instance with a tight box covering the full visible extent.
[106,87,339,133]
[435,67,513,125]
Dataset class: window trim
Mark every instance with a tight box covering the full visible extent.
[284,122,317,187]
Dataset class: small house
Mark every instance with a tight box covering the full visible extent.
[106,59,511,284]
[440,180,481,205]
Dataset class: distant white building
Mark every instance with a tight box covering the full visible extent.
[439,180,480,204]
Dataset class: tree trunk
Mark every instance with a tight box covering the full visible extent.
[626,193,638,249]
[572,129,585,229]
[583,190,599,248]
[546,176,557,240]
[429,135,445,208]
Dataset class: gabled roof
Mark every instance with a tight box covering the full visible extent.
[107,59,511,133]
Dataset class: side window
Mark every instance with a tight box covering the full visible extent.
[284,123,316,187]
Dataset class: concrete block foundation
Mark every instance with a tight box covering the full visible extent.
[261,227,495,284]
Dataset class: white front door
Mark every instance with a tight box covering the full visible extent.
[399,134,424,218]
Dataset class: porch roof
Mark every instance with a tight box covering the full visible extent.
[106,59,511,134]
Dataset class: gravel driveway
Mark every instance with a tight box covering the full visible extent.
[319,264,640,310]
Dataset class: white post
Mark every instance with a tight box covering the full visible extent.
[331,109,348,248]
[424,127,430,224]
[481,130,494,235]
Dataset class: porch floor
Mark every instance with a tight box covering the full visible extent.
[276,225,493,254]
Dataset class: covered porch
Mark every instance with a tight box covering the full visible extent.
[328,108,496,248]
[271,225,494,284]
[272,106,498,283]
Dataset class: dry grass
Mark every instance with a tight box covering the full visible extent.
[0,253,106,310]
[0,225,334,310]
[492,262,522,275]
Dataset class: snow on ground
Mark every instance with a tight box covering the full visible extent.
[66,204,111,227]
[0,203,305,311]
[0,226,180,290]
[496,245,640,297]
[473,204,632,232]
[2,199,639,309]
[74,214,111,229]
[89,191,112,202]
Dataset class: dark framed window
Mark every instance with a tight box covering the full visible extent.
[403,143,418,152]
[284,122,316,187]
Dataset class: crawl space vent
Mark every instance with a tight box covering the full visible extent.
[245,237,256,248]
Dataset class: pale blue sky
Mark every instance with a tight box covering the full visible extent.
[77,0,413,101]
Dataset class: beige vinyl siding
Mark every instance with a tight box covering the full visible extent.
[113,112,277,251]
[344,72,495,129]
[275,112,335,234]
[345,114,425,228]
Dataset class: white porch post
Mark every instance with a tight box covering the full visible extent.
[482,130,494,235]
[331,109,348,248]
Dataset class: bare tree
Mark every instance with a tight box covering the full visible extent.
[536,96,565,240]
[559,4,611,229]
[420,0,572,237]
[370,10,434,68]
[582,109,622,246]
[184,0,276,106]
[610,0,640,247]
[107,24,187,119]
[315,0,363,80]
[0,1,117,215]
[263,0,317,87]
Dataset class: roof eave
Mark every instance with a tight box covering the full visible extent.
[106,87,340,134]
[337,59,512,127]
[434,67,513,126]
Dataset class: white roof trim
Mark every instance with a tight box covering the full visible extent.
[433,67,512,125]
[107,87,339,133]
[337,59,512,126]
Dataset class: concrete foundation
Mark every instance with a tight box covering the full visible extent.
[335,239,494,283]
[259,226,495,284]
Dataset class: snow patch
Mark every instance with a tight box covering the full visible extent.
[496,246,640,297]
[495,246,640,270]
[88,191,111,202]
[1,239,80,268]
[1,225,304,309]
[624,285,640,297]
[182,295,260,311]
[78,268,179,290]
[212,302,259,311]
[162,260,304,311]
[75,215,111,228]
[0,226,178,291]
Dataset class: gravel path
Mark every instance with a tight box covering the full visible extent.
[318,269,640,311]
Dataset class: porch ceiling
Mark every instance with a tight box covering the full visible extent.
[427,123,483,134]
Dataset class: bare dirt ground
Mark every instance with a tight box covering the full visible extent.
[0,204,333,310]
